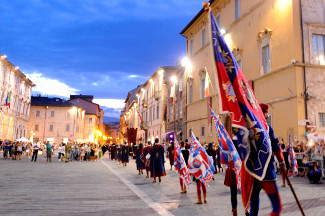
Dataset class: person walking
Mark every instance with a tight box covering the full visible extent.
[46,142,53,162]
[31,142,40,162]
[150,138,166,183]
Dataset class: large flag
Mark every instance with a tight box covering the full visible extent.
[174,138,191,186]
[170,84,175,104]
[288,135,298,177]
[209,10,272,209]
[209,107,241,183]
[188,132,215,185]
[204,68,211,97]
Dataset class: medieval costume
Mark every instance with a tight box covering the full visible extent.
[168,142,175,170]
[135,143,145,175]
[249,104,285,216]
[144,142,152,178]
[150,138,166,182]
[121,144,129,166]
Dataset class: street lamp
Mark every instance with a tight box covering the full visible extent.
[171,76,177,139]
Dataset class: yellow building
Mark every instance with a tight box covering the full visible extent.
[181,0,325,142]
[0,53,35,141]
[28,96,86,144]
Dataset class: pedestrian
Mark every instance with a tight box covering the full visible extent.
[249,103,286,216]
[80,144,85,161]
[207,142,216,179]
[46,141,52,162]
[31,142,40,162]
[65,143,71,163]
[168,141,175,170]
[16,142,22,160]
[25,142,31,158]
[179,141,189,193]
[150,138,166,183]
[135,143,145,175]
[144,141,152,178]
[3,140,10,159]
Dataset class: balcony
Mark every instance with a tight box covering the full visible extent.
[154,91,160,101]
[142,99,148,108]
[140,122,148,130]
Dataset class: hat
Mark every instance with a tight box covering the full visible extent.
[260,103,269,113]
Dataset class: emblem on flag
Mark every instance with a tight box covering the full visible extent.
[174,138,190,187]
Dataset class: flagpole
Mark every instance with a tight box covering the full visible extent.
[284,171,305,216]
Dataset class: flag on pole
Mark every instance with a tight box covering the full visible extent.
[139,113,143,122]
[288,135,298,177]
[204,68,211,97]
[188,131,215,185]
[209,9,272,209]
[174,138,190,186]
[5,93,11,108]
[209,106,242,192]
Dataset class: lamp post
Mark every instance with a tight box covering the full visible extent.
[171,75,177,139]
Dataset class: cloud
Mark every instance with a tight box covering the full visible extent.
[94,99,125,118]
[26,72,79,97]
[93,99,125,109]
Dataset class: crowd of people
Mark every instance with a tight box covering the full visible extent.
[0,140,110,163]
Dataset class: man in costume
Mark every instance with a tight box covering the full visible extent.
[135,143,145,175]
[150,138,166,183]
[121,142,129,166]
[144,141,152,178]
[168,141,175,170]
[249,103,286,216]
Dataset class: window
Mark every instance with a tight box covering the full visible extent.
[313,35,325,65]
[319,113,325,127]
[77,112,79,118]
[36,110,40,117]
[216,15,221,27]
[201,126,205,137]
[51,111,54,117]
[189,85,193,103]
[235,0,240,20]
[202,28,206,47]
[201,78,205,99]
[190,39,193,56]
[89,118,92,123]
[262,44,271,74]
[189,128,192,138]
[157,105,159,119]
[153,106,155,120]
[149,108,152,121]
[49,125,54,131]
[35,124,39,131]
[66,125,70,131]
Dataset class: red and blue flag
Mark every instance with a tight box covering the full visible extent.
[188,132,215,185]
[209,10,272,209]
[209,106,242,192]
[174,138,190,186]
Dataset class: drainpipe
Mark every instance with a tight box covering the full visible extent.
[299,0,308,131]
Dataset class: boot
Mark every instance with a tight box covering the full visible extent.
[180,185,184,194]
[183,185,187,193]
[203,194,207,203]
[196,195,202,204]
[232,209,238,216]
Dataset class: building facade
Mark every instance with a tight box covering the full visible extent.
[69,95,105,142]
[0,54,35,141]
[166,66,187,142]
[28,96,86,144]
[180,0,325,142]
[136,66,179,144]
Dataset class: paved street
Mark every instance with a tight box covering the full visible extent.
[1,154,325,216]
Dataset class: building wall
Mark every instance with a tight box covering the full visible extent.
[0,55,34,141]
[28,106,85,144]
[182,0,311,142]
[84,114,97,142]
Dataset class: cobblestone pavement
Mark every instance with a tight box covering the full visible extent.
[0,154,324,216]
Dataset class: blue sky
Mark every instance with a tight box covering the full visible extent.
[0,0,202,118]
